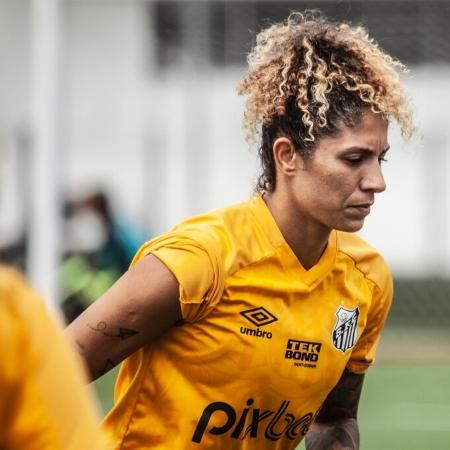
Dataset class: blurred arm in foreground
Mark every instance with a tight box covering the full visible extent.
[0,265,107,450]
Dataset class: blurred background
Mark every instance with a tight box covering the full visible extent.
[1,1,449,448]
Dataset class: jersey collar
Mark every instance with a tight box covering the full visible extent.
[249,194,337,287]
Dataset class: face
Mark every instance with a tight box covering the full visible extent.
[282,111,389,233]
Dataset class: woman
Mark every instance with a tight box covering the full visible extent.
[68,11,414,450]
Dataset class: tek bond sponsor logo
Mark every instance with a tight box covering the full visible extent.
[192,398,313,444]
[239,306,278,340]
[284,339,322,368]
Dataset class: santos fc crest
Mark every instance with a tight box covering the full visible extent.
[332,306,360,352]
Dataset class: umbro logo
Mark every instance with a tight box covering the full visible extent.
[240,307,278,339]
[240,307,278,327]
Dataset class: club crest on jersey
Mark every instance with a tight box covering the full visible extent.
[332,306,360,352]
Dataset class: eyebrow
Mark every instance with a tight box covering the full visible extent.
[342,145,390,154]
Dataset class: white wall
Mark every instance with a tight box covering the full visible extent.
[63,1,148,223]
[0,1,30,245]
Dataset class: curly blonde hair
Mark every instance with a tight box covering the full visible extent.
[237,11,414,191]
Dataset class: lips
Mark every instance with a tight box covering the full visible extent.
[347,203,372,216]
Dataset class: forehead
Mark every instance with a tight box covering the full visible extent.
[316,112,389,154]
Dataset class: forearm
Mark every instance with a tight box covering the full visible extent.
[66,255,182,381]
[305,418,359,450]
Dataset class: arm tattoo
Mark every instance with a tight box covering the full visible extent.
[316,369,364,422]
[305,419,359,450]
[305,369,364,450]
[97,358,117,377]
[87,321,139,340]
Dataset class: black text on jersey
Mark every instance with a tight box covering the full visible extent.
[239,306,278,340]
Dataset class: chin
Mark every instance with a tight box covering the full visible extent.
[335,220,365,233]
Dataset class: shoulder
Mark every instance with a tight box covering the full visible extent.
[0,266,44,382]
[172,197,259,236]
[155,197,274,272]
[0,265,39,317]
[0,264,26,295]
[0,265,64,350]
[335,231,392,290]
[0,265,58,339]
[0,265,25,343]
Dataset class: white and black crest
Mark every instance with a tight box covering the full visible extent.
[332,306,360,352]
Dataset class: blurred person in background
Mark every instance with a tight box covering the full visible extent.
[61,190,146,323]
[0,265,107,449]
[67,11,414,450]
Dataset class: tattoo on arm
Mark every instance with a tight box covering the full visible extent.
[316,369,364,422]
[87,321,139,340]
[97,358,117,377]
[84,322,138,378]
[305,369,364,450]
[305,419,359,450]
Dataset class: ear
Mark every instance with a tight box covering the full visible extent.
[273,137,300,176]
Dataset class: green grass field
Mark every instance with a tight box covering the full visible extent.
[298,364,450,450]
[94,364,450,449]
[359,365,450,450]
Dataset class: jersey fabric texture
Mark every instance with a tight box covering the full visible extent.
[0,266,106,450]
[103,195,393,450]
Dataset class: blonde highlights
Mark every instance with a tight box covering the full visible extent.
[237,11,414,191]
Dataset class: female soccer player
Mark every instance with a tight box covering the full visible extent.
[67,11,414,450]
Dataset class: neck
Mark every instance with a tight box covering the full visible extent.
[263,191,331,270]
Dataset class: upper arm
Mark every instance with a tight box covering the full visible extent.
[66,254,182,380]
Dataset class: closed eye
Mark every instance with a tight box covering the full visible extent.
[343,155,366,166]
[378,151,389,164]
[343,148,389,166]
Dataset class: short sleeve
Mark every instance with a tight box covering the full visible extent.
[346,272,393,375]
[131,228,225,322]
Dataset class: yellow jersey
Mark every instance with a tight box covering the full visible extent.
[0,266,106,450]
[103,195,392,449]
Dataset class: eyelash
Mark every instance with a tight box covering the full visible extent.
[344,155,388,166]
[344,157,364,166]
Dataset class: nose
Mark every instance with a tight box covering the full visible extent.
[360,162,386,193]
